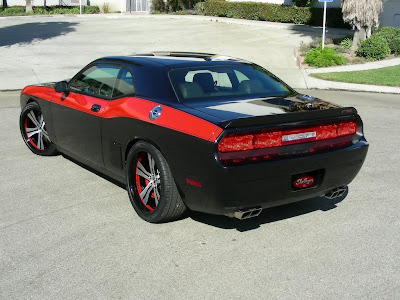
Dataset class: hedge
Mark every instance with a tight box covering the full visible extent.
[0,5,100,16]
[195,1,350,28]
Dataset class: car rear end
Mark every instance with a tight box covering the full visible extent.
[205,107,368,218]
[162,56,368,218]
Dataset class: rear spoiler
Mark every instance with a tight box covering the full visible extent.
[219,107,358,129]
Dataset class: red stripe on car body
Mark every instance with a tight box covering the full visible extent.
[23,86,223,143]
[22,86,56,102]
[102,97,223,142]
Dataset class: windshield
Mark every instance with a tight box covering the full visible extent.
[169,64,293,102]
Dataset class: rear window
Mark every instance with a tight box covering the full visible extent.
[169,64,293,102]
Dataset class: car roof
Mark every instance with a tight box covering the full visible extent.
[97,52,252,69]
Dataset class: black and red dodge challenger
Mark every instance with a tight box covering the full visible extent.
[19,52,368,223]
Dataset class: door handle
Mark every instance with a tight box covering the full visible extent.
[91,104,101,112]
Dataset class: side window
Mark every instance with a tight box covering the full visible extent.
[69,65,120,99]
[113,68,135,98]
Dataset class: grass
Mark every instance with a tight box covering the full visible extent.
[310,65,400,87]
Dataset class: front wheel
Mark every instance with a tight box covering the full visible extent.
[19,102,58,156]
[126,141,187,223]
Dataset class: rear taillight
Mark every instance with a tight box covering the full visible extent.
[218,120,359,165]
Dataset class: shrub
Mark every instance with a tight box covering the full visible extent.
[375,27,400,44]
[152,0,166,12]
[305,46,346,67]
[0,6,26,15]
[195,1,349,28]
[0,5,99,16]
[357,35,390,60]
[375,27,400,54]
[101,2,110,13]
[389,37,400,55]
[339,38,352,49]
[162,0,201,12]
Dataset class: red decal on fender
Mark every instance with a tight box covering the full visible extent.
[103,97,223,142]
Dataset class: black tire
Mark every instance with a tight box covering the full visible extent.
[20,102,58,156]
[126,141,187,223]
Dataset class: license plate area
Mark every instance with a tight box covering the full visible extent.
[291,169,324,191]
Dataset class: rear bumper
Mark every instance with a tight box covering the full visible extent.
[183,139,368,215]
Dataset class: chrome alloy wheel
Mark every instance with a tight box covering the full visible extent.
[135,152,161,211]
[24,110,51,151]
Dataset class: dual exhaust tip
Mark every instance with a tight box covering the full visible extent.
[324,186,347,200]
[234,207,262,220]
[232,186,347,220]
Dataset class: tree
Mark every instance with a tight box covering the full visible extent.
[26,0,32,13]
[342,0,383,50]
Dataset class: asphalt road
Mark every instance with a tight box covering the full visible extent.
[1,89,399,299]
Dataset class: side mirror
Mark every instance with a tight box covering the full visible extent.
[54,81,68,93]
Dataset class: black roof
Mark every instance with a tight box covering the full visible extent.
[98,52,252,69]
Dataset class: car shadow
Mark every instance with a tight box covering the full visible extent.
[190,188,348,232]
[62,154,126,190]
[62,153,347,230]
[0,21,78,47]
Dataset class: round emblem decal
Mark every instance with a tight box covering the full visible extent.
[149,105,162,121]
[293,176,315,189]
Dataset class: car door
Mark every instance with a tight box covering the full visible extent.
[51,64,120,166]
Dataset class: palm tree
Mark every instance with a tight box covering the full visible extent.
[342,0,383,50]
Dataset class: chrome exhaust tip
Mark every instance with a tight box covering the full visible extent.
[234,207,262,220]
[325,186,347,199]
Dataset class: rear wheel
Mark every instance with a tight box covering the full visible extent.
[19,102,58,156]
[126,141,187,223]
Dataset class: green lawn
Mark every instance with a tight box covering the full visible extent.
[310,65,400,87]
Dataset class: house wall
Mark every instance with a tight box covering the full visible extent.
[380,0,400,27]
[89,0,124,12]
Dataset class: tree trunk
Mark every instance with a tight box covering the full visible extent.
[351,27,367,51]
[366,26,372,39]
[2,0,8,9]
[25,0,32,13]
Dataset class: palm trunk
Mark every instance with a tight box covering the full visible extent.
[351,27,367,51]
[366,26,372,39]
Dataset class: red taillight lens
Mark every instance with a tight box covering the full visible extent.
[218,134,254,152]
[316,124,337,140]
[254,131,282,148]
[337,121,357,136]
[217,120,358,164]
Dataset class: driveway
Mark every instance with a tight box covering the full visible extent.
[1,89,399,299]
[0,14,327,90]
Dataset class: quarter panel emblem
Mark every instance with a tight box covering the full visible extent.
[149,105,162,121]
